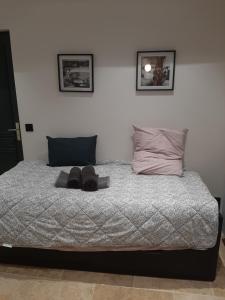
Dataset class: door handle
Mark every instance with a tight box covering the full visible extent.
[8,122,21,141]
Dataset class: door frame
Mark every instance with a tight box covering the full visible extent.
[1,30,23,161]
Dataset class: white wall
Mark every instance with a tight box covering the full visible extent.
[1,0,225,228]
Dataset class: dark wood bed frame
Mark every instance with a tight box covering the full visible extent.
[0,198,223,281]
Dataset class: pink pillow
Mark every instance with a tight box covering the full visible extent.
[132,126,188,176]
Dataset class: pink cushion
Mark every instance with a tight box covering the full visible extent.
[132,126,188,176]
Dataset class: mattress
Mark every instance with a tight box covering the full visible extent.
[0,161,218,251]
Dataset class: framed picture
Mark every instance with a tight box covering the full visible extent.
[57,54,94,92]
[136,50,176,91]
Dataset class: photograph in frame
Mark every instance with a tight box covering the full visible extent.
[58,54,94,92]
[136,50,176,91]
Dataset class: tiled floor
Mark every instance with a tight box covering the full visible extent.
[0,242,225,300]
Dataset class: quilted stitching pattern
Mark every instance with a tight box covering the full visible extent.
[0,161,218,251]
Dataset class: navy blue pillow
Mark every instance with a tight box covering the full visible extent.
[47,135,97,167]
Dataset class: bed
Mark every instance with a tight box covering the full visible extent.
[0,160,222,281]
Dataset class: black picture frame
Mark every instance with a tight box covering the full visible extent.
[136,50,176,91]
[57,54,94,92]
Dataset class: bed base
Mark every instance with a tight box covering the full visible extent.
[0,214,222,281]
[0,201,223,281]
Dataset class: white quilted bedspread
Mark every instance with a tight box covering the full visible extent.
[0,161,218,251]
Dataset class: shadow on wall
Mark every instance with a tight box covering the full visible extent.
[10,0,225,72]
[59,93,94,99]
[136,91,174,97]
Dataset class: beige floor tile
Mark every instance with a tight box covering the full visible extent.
[60,281,95,300]
[0,277,36,300]
[0,277,25,297]
[172,293,224,300]
[0,276,63,299]
[62,270,133,287]
[131,288,174,300]
[0,295,12,300]
[133,275,214,296]
[93,284,174,300]
[0,264,63,280]
[22,280,62,300]
[31,267,64,280]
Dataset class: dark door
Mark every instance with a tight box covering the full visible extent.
[0,31,23,174]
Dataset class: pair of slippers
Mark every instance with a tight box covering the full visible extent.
[55,165,110,192]
[69,165,98,191]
